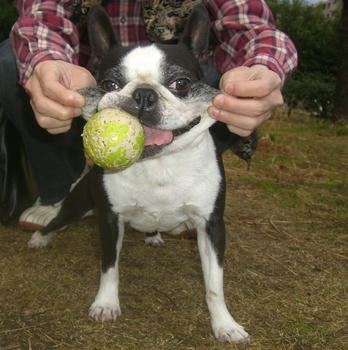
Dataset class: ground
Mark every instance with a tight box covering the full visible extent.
[1,110,347,350]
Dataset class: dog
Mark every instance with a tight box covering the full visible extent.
[27,4,251,344]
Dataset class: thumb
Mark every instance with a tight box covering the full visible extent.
[37,62,85,108]
[219,66,253,91]
[45,78,85,108]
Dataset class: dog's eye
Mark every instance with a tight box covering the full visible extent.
[169,78,190,92]
[102,80,120,92]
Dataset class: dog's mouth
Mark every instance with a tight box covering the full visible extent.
[140,116,201,157]
[143,116,201,147]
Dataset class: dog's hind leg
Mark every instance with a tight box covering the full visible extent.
[196,213,250,344]
[28,170,94,249]
[144,231,164,246]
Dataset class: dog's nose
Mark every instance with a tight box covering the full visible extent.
[132,88,158,112]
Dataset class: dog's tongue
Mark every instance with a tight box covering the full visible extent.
[143,125,173,146]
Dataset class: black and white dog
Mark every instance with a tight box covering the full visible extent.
[28,5,251,344]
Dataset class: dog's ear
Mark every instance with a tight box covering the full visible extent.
[87,5,119,63]
[78,87,105,120]
[181,4,211,62]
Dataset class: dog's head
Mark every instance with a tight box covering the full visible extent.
[80,5,219,159]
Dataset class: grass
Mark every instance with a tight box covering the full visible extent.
[0,109,347,349]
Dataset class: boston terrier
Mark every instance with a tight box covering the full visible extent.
[28,5,251,344]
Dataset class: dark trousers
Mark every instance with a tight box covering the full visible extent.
[0,40,85,205]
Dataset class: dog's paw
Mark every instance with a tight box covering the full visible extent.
[145,232,165,246]
[89,302,121,322]
[28,231,53,249]
[213,321,250,344]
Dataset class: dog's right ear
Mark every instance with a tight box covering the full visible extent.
[87,5,119,64]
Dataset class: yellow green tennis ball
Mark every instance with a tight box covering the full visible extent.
[82,108,145,170]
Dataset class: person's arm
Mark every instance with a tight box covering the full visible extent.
[203,0,298,136]
[10,0,80,86]
[10,0,95,134]
[204,0,297,82]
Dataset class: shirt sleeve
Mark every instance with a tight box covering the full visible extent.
[203,0,298,83]
[9,0,79,86]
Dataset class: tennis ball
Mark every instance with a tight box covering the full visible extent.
[82,108,145,170]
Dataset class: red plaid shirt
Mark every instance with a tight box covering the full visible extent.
[10,0,297,86]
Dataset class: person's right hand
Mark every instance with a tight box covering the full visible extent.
[25,60,96,134]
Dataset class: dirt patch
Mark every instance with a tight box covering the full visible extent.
[1,111,347,350]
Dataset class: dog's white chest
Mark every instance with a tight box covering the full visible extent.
[103,134,221,233]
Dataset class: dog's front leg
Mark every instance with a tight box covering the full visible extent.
[89,211,124,322]
[197,214,250,344]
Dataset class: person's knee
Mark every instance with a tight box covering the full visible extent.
[0,39,31,130]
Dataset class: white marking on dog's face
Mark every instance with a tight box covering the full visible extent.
[121,45,164,83]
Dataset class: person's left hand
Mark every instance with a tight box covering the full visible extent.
[208,65,284,136]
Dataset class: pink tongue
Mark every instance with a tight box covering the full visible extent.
[143,125,174,146]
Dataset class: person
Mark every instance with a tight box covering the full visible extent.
[1,0,297,230]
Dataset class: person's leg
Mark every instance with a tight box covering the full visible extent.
[0,40,86,228]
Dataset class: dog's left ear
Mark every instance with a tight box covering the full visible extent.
[181,4,211,63]
[87,5,119,66]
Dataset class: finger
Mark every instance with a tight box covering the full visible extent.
[209,107,269,131]
[31,95,81,121]
[31,103,73,130]
[226,77,281,98]
[40,77,85,108]
[34,114,72,131]
[46,125,72,135]
[226,124,254,137]
[30,78,82,121]
[68,66,97,90]
[213,94,272,117]
[40,63,95,107]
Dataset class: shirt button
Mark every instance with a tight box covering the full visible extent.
[120,16,126,24]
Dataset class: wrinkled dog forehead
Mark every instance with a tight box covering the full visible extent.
[121,45,165,84]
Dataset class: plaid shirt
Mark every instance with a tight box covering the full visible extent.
[10,0,297,86]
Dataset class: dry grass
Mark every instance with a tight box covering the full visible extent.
[1,110,347,350]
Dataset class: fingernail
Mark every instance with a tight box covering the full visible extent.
[209,107,220,118]
[214,95,224,108]
[74,107,82,116]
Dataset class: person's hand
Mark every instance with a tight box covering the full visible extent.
[208,65,283,136]
[25,60,97,134]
